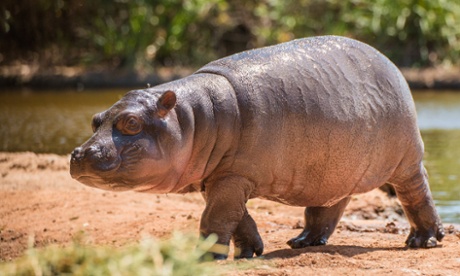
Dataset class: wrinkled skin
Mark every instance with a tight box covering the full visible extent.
[70,36,444,259]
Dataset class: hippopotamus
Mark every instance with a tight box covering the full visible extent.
[70,35,444,259]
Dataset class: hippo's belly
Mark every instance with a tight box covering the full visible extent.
[230,97,413,207]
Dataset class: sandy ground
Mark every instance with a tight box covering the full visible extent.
[1,152,459,275]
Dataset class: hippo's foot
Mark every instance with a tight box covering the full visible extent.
[287,197,351,249]
[390,165,444,249]
[405,224,445,248]
[233,213,264,258]
[209,252,228,260]
[203,216,263,260]
[287,231,328,248]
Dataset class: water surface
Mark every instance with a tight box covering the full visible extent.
[0,89,124,154]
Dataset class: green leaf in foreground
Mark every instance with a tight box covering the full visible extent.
[0,232,219,276]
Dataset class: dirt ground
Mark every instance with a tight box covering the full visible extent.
[1,152,459,275]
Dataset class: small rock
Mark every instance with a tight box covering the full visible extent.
[293,220,304,229]
[384,222,399,234]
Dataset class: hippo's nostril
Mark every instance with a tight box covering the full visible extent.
[71,147,84,161]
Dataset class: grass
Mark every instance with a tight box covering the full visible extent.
[0,232,220,276]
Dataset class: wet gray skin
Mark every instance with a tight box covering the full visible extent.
[70,36,444,260]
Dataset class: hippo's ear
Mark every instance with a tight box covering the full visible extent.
[157,90,177,117]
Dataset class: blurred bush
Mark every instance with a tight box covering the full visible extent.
[1,0,459,69]
[0,233,219,276]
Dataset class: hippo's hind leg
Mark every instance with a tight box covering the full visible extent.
[390,163,444,248]
[287,196,350,249]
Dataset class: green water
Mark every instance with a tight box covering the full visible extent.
[0,89,459,223]
[414,92,460,224]
[0,89,124,154]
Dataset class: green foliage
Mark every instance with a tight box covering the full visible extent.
[1,0,459,68]
[332,0,460,66]
[0,233,219,276]
[252,0,460,66]
[78,0,229,67]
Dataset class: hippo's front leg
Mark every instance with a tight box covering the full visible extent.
[233,211,264,258]
[200,176,263,259]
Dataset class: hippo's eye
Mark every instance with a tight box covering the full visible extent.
[91,114,103,133]
[116,114,143,136]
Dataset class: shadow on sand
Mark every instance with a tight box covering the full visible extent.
[260,243,438,260]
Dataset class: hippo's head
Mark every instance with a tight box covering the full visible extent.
[70,90,183,193]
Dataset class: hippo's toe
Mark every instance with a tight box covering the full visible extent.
[233,213,264,258]
[405,224,445,248]
[287,234,328,249]
[234,239,264,259]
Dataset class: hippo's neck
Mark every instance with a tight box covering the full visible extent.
[169,73,240,192]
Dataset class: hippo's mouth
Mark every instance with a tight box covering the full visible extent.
[70,158,120,176]
[70,140,167,192]
[73,174,133,191]
[70,154,126,191]
[70,153,154,192]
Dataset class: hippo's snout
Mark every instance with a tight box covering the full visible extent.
[71,147,84,162]
[70,146,92,180]
[70,143,122,181]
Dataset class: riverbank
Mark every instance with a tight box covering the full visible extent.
[1,64,460,90]
[1,152,459,274]
[0,65,193,90]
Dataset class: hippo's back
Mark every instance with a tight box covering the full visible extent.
[197,36,414,121]
[197,36,421,206]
